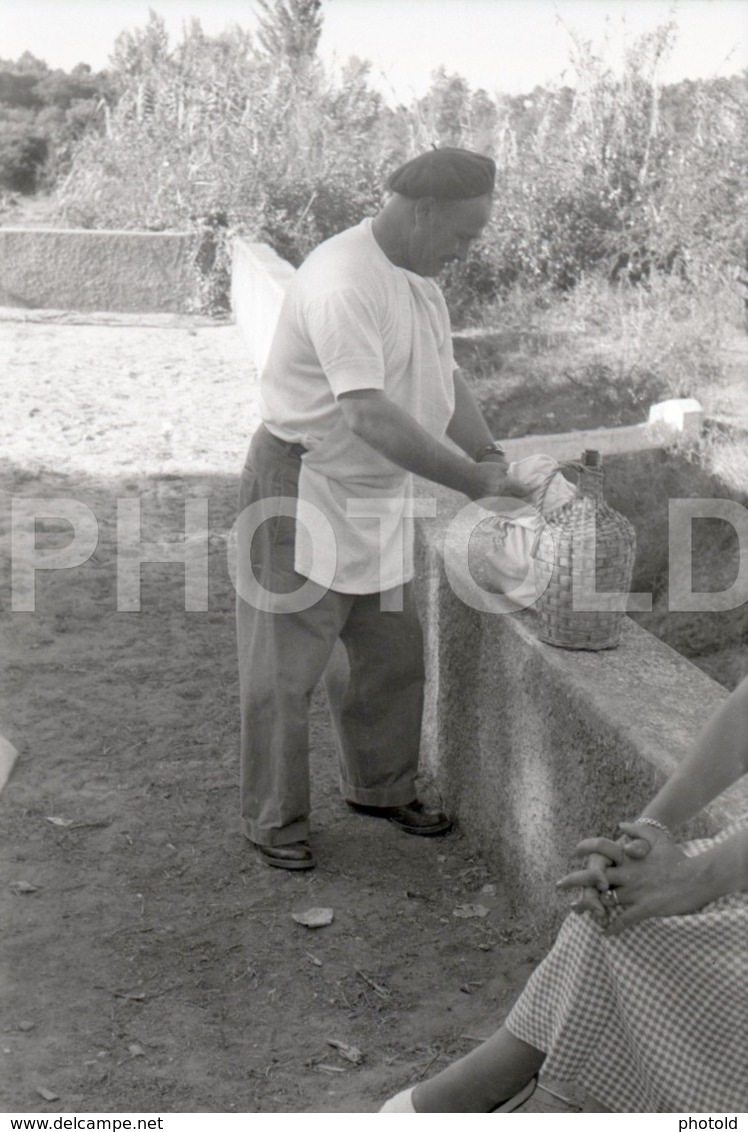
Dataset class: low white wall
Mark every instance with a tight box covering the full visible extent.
[499,411,702,463]
[231,239,296,372]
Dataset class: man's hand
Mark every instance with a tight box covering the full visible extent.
[467,461,533,502]
[475,451,509,473]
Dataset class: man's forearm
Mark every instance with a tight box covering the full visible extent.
[339,390,483,495]
[446,371,495,459]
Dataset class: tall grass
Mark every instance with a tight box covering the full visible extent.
[454,266,741,447]
[50,9,746,321]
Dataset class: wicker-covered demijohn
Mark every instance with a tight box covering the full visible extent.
[532,449,636,650]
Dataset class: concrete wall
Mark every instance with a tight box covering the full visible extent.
[499,409,702,463]
[231,238,296,373]
[415,483,746,935]
[0,227,199,313]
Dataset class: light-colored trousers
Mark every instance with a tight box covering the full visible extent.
[236,426,425,847]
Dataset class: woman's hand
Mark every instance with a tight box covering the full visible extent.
[556,827,659,927]
[557,839,625,927]
[563,854,611,926]
[600,831,706,936]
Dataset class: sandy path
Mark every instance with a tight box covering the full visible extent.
[1,316,258,479]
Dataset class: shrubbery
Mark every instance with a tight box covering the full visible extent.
[48,6,396,309]
[439,26,747,321]
[11,1,742,322]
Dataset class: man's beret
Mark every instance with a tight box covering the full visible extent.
[387,147,496,200]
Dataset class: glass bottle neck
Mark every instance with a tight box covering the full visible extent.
[577,466,604,502]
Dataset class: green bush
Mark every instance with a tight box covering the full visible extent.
[0,53,109,192]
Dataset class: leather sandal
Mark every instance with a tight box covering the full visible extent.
[252,840,316,870]
[348,799,452,836]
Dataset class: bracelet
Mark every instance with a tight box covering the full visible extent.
[629,816,672,838]
[476,440,506,462]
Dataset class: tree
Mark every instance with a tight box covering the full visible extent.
[0,54,108,192]
[0,109,47,191]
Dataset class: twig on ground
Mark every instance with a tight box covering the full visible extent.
[354,968,390,999]
[98,981,183,1002]
[417,1049,443,1079]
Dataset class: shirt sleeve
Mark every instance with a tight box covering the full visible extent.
[305,288,386,397]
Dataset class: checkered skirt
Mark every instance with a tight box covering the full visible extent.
[506,816,748,1113]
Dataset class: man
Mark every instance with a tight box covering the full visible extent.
[237,147,527,870]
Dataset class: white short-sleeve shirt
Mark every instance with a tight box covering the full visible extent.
[259,219,456,593]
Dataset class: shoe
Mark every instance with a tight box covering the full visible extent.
[348,799,452,836]
[379,1087,416,1112]
[252,840,316,870]
[379,1075,537,1113]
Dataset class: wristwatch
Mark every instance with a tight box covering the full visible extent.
[475,440,506,462]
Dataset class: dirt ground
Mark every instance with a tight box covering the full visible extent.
[0,316,585,1115]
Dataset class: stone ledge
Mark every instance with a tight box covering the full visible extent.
[499,399,703,463]
[415,482,744,935]
[0,227,199,313]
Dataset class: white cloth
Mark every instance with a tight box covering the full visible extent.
[466,455,576,609]
[260,219,455,593]
[506,815,748,1112]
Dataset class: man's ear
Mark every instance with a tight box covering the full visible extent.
[414,196,437,226]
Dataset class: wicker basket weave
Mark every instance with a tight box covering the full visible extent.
[532,450,636,650]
